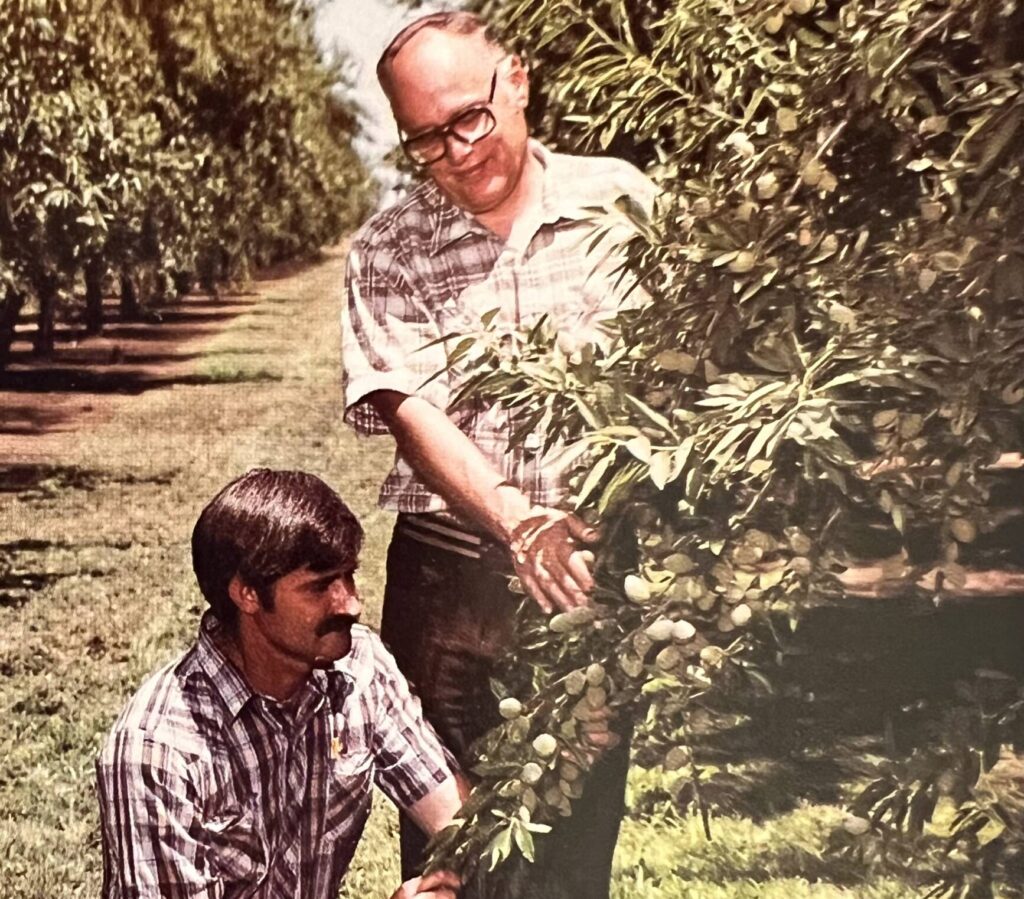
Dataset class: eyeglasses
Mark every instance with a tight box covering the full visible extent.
[400,70,498,167]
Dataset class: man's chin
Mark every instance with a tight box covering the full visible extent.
[312,632,352,667]
[443,174,509,216]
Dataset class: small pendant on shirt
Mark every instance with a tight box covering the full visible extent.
[328,714,345,758]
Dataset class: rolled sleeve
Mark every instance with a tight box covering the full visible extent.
[97,730,220,899]
[341,240,450,435]
[366,634,457,809]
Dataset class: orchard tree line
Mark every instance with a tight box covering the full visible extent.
[0,0,372,369]
[421,1,1024,897]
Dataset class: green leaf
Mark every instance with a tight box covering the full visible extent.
[624,393,677,438]
[648,451,673,489]
[575,450,617,506]
[486,824,515,871]
[512,820,536,862]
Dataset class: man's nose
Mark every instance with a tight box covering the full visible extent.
[329,578,362,616]
[444,133,475,165]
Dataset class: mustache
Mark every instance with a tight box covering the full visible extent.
[315,614,360,637]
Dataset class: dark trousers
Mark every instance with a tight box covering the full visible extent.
[381,520,629,899]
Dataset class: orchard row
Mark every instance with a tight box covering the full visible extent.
[0,0,372,366]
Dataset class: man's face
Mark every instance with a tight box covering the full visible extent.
[251,563,362,671]
[388,29,530,216]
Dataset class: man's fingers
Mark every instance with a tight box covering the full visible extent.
[534,564,580,612]
[512,511,598,611]
[564,514,600,544]
[517,547,584,613]
[546,551,591,606]
[392,877,418,899]
[565,549,595,593]
[416,870,461,894]
[519,569,553,614]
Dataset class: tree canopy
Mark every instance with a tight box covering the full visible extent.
[424,1,1024,896]
[0,0,372,363]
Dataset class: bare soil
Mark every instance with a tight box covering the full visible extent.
[0,273,295,460]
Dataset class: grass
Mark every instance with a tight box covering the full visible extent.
[0,248,919,898]
[612,805,916,899]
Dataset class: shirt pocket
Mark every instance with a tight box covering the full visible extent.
[328,711,375,781]
[323,713,375,843]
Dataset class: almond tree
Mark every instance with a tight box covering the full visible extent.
[0,0,371,365]
[424,2,1024,895]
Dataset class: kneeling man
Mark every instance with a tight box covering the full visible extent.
[96,468,462,899]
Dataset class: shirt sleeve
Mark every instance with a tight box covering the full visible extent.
[556,158,659,352]
[97,729,222,899]
[365,634,458,810]
[341,237,451,436]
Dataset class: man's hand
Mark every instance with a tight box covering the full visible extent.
[391,870,460,899]
[369,392,600,612]
[508,508,599,613]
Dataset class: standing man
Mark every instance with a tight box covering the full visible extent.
[96,469,462,899]
[342,11,656,898]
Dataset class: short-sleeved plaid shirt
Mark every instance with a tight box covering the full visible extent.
[96,614,454,899]
[342,141,656,515]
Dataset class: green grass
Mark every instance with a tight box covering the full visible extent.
[612,796,916,899]
[0,250,919,898]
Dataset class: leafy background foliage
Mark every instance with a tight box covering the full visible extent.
[0,0,372,364]
[421,2,1024,896]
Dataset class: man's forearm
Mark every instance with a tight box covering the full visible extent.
[368,390,532,542]
[405,773,467,836]
[368,389,597,613]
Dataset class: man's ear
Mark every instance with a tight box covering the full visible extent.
[228,574,261,616]
[506,53,530,109]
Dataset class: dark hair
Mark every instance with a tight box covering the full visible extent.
[191,469,363,629]
[377,11,505,100]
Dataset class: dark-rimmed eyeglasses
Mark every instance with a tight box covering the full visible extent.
[400,70,498,167]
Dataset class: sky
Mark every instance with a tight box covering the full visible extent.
[314,0,423,165]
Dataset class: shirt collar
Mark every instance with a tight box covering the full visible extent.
[191,612,352,725]
[193,611,255,722]
[427,139,571,256]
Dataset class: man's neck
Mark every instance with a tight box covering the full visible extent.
[217,627,309,703]
[474,149,545,242]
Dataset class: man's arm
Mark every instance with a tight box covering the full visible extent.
[369,390,597,613]
[405,769,471,836]
[343,234,598,614]
[367,636,467,899]
[96,730,220,899]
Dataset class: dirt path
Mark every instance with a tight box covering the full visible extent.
[1,256,323,460]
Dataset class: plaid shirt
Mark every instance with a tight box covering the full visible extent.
[342,141,656,515]
[96,614,453,899]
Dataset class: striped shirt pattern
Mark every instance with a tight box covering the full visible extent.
[96,614,453,899]
[342,141,656,515]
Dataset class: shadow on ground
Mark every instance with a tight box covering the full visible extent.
[0,293,275,437]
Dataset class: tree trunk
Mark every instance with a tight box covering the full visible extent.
[33,276,57,357]
[84,258,105,335]
[0,286,26,372]
[120,269,139,321]
[197,245,220,297]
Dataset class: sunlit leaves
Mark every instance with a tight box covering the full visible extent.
[0,0,370,350]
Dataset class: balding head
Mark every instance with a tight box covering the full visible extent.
[377,12,505,103]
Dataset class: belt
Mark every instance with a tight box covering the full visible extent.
[396,513,513,569]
